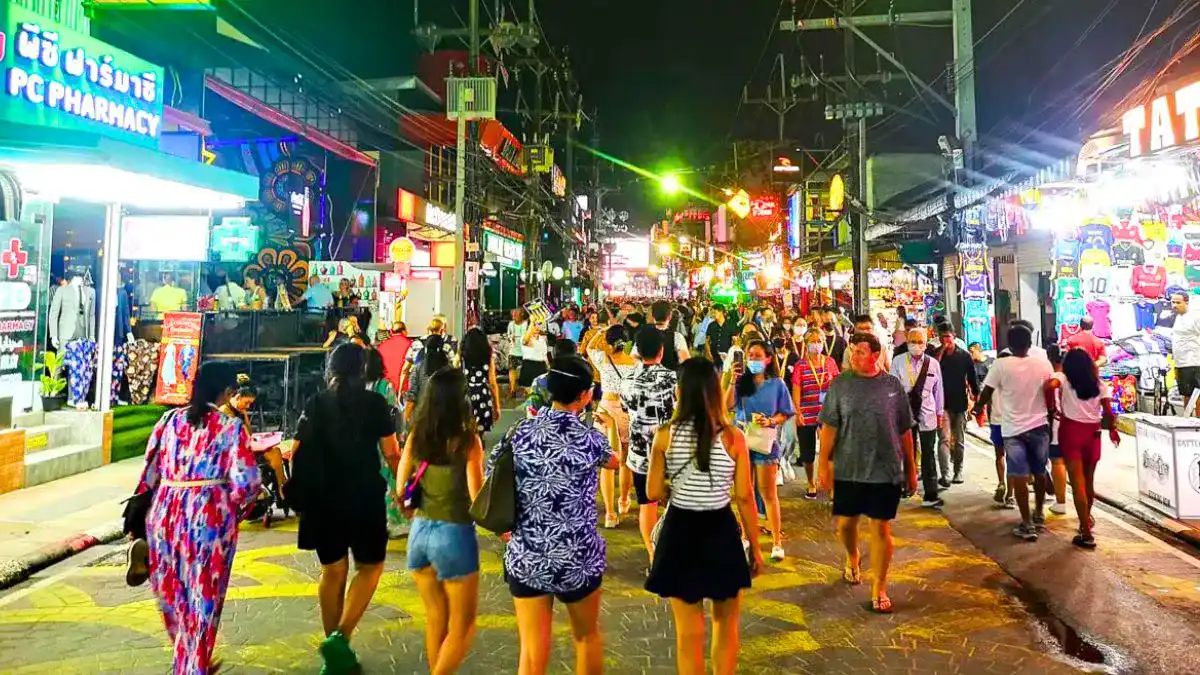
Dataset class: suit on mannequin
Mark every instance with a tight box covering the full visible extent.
[49,276,96,349]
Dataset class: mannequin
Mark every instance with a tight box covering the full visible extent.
[48,273,96,349]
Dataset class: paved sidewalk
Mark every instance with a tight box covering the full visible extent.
[965,424,1200,546]
[0,460,142,588]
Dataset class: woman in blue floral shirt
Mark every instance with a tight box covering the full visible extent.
[496,354,620,675]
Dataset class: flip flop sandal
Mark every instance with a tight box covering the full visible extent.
[872,594,894,613]
[804,489,819,500]
[842,561,862,585]
[1072,533,1097,549]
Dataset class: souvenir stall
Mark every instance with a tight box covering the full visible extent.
[958,242,995,351]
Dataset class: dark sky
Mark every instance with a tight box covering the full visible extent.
[233,0,1190,172]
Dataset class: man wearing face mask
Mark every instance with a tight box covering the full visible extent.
[891,328,945,508]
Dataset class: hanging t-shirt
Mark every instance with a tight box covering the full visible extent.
[1166,255,1187,278]
[1134,300,1158,330]
[963,299,993,351]
[1055,260,1078,279]
[1141,220,1168,246]
[1080,265,1109,296]
[1111,241,1145,266]
[1185,242,1200,262]
[1156,300,1177,328]
[1054,237,1080,262]
[1109,267,1134,297]
[1131,265,1167,298]
[1186,263,1200,287]
[1079,248,1112,267]
[1054,276,1082,300]
[1112,220,1143,244]
[1085,300,1112,338]
[1167,284,1189,300]
[1055,297,1086,327]
[1078,222,1114,255]
[1109,301,1138,339]
[1059,323,1083,342]
[961,272,989,300]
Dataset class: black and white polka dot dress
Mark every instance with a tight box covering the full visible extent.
[465,362,494,432]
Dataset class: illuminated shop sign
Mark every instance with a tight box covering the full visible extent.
[750,196,779,219]
[484,231,523,269]
[425,202,458,232]
[0,5,165,148]
[1122,79,1200,157]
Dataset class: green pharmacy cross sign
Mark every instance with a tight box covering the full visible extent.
[0,2,165,148]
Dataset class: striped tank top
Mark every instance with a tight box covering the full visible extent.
[664,422,735,511]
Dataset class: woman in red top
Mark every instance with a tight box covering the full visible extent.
[791,328,840,499]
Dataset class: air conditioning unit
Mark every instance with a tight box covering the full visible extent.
[446,77,497,121]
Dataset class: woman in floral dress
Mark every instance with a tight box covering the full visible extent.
[137,361,260,674]
[365,348,406,537]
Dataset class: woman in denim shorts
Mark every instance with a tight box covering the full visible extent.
[397,367,485,674]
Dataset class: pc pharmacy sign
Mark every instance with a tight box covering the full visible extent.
[0,3,165,148]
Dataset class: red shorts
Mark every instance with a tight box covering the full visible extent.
[1058,417,1102,464]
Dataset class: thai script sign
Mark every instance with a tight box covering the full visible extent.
[0,4,165,148]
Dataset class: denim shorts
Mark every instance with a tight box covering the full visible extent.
[407,518,480,581]
[1003,426,1050,477]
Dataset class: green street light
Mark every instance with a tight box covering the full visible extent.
[659,173,682,195]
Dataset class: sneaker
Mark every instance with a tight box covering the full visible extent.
[1072,533,1097,549]
[938,478,952,489]
[921,497,945,509]
[125,538,150,587]
[952,470,965,484]
[319,630,358,675]
[993,484,1007,504]
[1031,510,1047,531]
[1049,502,1068,515]
[1001,496,1016,510]
[770,545,786,561]
[1013,523,1039,541]
[604,513,619,529]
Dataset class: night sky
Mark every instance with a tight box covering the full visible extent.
[237,0,1189,173]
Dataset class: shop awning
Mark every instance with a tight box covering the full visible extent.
[0,123,258,209]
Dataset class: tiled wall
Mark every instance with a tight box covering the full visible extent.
[0,429,27,494]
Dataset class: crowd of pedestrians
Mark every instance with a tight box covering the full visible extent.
[122,295,1122,674]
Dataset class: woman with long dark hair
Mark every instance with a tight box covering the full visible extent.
[723,339,795,562]
[1044,347,1119,549]
[459,327,502,434]
[405,334,451,423]
[289,344,400,673]
[647,358,763,675]
[398,367,485,674]
[137,361,260,674]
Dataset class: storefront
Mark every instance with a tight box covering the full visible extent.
[0,3,257,414]
[376,188,459,334]
[481,221,524,312]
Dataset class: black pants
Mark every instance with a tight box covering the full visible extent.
[917,428,939,501]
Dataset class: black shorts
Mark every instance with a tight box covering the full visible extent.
[299,508,388,567]
[632,471,657,505]
[832,480,904,521]
[797,425,818,464]
[506,571,602,604]
[1179,366,1200,399]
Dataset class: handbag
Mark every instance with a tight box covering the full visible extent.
[122,409,178,540]
[738,399,778,455]
[470,425,519,534]
[650,444,698,550]
[907,356,932,421]
[401,461,430,510]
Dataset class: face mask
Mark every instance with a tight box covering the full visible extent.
[909,344,926,358]
[795,324,807,335]
[807,342,823,355]
[747,360,767,375]
[772,338,786,349]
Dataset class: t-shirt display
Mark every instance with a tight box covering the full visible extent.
[1079,248,1112,268]
[1131,265,1167,298]
[1111,241,1145,266]
[1108,267,1134,297]
[1134,300,1158,331]
[1112,220,1142,244]
[1054,276,1082,300]
[1078,222,1114,255]
[1085,300,1112,338]
[1080,265,1109,296]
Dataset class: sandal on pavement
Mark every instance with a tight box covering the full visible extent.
[871,593,894,614]
[842,559,862,585]
[1072,533,1097,549]
[804,487,819,500]
[604,513,619,529]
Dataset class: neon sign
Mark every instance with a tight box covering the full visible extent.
[1122,80,1200,157]
[750,196,780,219]
[484,231,523,269]
[0,6,165,148]
[425,202,458,232]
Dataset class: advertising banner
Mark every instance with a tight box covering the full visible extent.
[154,312,202,405]
[1136,420,1178,517]
[0,215,42,410]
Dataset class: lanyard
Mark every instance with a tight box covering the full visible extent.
[808,357,828,390]
[905,354,923,387]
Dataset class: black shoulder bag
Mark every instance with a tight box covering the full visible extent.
[907,356,932,423]
[471,423,521,534]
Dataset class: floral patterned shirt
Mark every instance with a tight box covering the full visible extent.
[619,363,678,474]
[496,409,614,593]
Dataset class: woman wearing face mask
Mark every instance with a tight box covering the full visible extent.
[723,340,795,561]
[791,329,840,499]
[772,330,801,479]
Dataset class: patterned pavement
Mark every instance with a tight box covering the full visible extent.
[0,479,1091,675]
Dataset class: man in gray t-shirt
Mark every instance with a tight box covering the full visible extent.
[817,332,917,614]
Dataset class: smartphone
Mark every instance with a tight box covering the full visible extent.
[733,350,745,367]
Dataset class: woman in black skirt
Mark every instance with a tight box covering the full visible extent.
[646,357,764,675]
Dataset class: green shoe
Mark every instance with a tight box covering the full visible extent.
[319,631,359,674]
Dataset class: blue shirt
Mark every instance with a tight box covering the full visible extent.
[734,377,796,425]
[300,284,334,312]
[561,320,584,344]
[496,409,614,593]
[694,316,714,348]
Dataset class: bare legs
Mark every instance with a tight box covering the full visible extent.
[1050,458,1068,505]
[412,568,480,674]
[638,503,659,562]
[600,468,617,523]
[514,589,604,675]
[836,516,895,603]
[667,596,742,675]
[318,558,384,639]
[755,464,783,549]
[1067,458,1098,538]
[508,365,520,399]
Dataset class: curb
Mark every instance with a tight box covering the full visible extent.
[964,426,1200,549]
[0,519,125,590]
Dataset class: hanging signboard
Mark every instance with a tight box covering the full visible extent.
[154,312,202,405]
[0,222,38,404]
[1122,79,1200,157]
[0,4,166,148]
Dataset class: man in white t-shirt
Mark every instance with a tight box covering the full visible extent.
[1172,292,1200,415]
[506,308,530,397]
[972,324,1053,542]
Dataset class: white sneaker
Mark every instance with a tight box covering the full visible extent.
[1049,502,1068,515]
[770,545,786,561]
